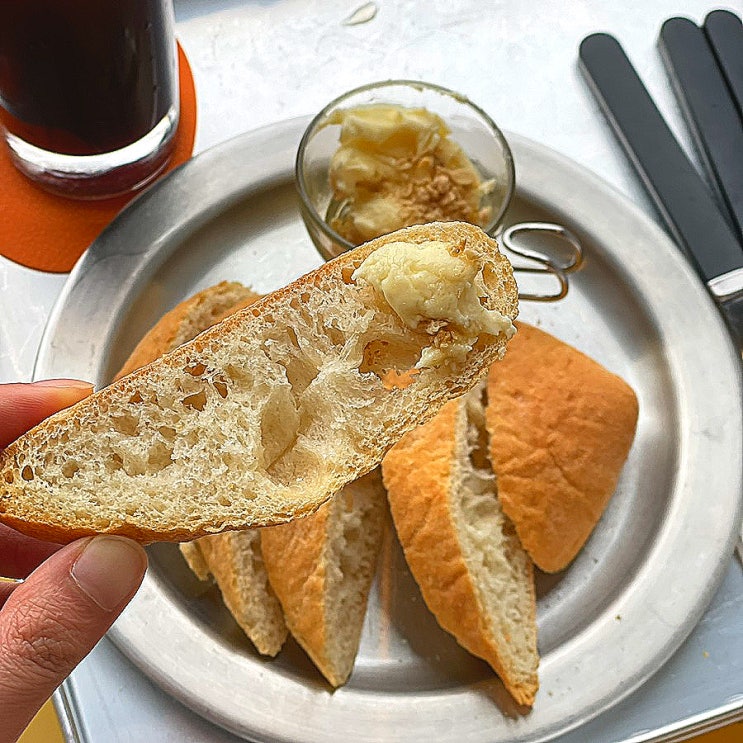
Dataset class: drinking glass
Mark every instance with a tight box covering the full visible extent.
[0,0,180,199]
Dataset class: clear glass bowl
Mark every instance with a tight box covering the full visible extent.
[295,80,515,260]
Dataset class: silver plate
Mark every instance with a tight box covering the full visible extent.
[34,117,742,743]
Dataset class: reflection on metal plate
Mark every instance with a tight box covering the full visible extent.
[34,118,743,743]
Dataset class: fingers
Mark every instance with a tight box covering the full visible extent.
[0,381,90,581]
[0,380,93,449]
[0,523,60,580]
[0,536,147,741]
[0,580,17,609]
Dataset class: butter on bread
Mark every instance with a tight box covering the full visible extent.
[353,239,514,369]
[115,282,288,656]
[486,322,639,573]
[0,221,517,543]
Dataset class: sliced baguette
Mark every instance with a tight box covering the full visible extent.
[115,281,288,656]
[195,529,287,656]
[261,469,386,686]
[382,386,538,707]
[486,323,639,573]
[0,221,517,543]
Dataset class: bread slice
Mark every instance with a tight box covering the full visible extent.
[261,470,386,686]
[115,280,263,574]
[0,221,517,543]
[382,385,538,707]
[486,323,639,573]
[195,529,287,656]
[115,281,288,656]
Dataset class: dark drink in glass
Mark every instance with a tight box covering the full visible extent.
[0,0,179,198]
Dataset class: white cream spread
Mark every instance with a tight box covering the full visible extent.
[352,239,514,368]
[327,105,493,244]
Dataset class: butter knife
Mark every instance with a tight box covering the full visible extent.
[578,32,743,348]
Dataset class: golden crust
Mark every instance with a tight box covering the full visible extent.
[261,501,332,674]
[261,470,386,686]
[382,399,538,706]
[486,323,639,573]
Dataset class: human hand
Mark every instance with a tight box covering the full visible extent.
[0,381,148,743]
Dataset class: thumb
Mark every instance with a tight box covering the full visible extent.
[0,536,147,742]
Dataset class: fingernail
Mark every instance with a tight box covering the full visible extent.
[34,379,94,390]
[70,537,147,611]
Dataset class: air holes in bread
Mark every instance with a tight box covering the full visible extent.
[325,325,346,347]
[148,441,174,471]
[21,465,34,481]
[111,412,139,436]
[259,384,300,469]
[341,266,357,285]
[359,339,421,389]
[182,390,207,411]
[267,327,319,396]
[185,362,207,377]
[289,292,312,311]
[62,461,80,478]
[480,262,499,294]
[158,426,177,441]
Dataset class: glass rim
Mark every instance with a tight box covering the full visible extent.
[294,78,516,255]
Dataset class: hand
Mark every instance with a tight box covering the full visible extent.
[0,381,148,743]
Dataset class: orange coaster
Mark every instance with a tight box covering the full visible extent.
[0,43,197,274]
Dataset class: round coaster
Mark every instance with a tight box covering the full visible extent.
[0,43,197,274]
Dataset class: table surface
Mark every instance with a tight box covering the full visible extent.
[1,1,742,742]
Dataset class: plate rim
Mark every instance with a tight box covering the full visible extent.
[34,116,743,743]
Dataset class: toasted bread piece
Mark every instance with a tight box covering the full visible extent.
[0,222,517,543]
[382,386,538,707]
[486,323,639,573]
[261,470,386,686]
[115,281,287,656]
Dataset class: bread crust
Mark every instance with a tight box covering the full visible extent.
[262,501,330,667]
[382,396,538,707]
[0,222,517,543]
[261,470,386,685]
[197,529,288,656]
[486,323,639,573]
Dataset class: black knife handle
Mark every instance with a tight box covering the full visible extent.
[704,10,743,121]
[578,32,743,283]
[659,16,743,243]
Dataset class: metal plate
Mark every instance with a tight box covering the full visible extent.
[34,117,743,743]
